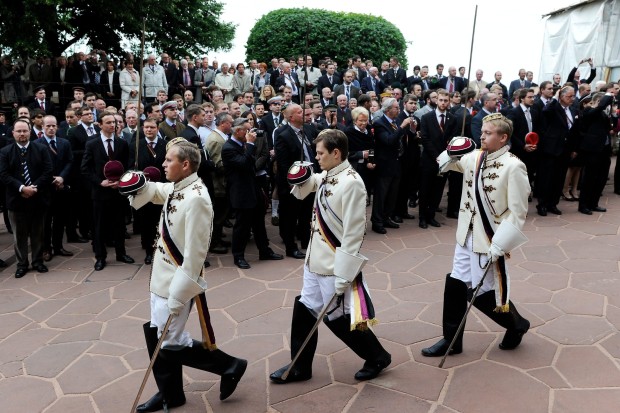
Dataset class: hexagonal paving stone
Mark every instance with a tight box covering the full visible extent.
[554,389,620,413]
[1,376,57,413]
[555,346,620,388]
[537,314,614,345]
[348,383,431,412]
[272,384,357,413]
[58,354,128,394]
[24,341,91,378]
[551,288,605,316]
[0,288,38,313]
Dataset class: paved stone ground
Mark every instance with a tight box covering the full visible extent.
[1,179,620,413]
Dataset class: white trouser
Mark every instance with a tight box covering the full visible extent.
[300,265,351,321]
[150,293,194,348]
[450,233,495,295]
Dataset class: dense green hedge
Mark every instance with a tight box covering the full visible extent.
[246,8,407,69]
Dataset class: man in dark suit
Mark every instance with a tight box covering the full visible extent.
[333,71,360,102]
[437,67,466,93]
[319,87,335,108]
[275,63,301,103]
[274,104,318,258]
[418,89,460,228]
[506,88,539,186]
[536,86,579,216]
[386,57,407,89]
[0,119,53,277]
[507,69,533,102]
[486,71,509,101]
[160,52,179,97]
[316,63,341,92]
[222,118,283,269]
[360,67,386,95]
[177,59,195,96]
[129,118,166,265]
[370,98,414,233]
[35,115,74,262]
[534,81,554,112]
[99,61,122,108]
[261,96,284,150]
[28,86,57,115]
[335,94,352,126]
[81,113,134,271]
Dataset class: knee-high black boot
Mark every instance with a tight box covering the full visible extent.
[161,342,247,401]
[270,295,318,383]
[323,314,391,380]
[421,274,468,357]
[472,290,530,350]
[136,323,186,413]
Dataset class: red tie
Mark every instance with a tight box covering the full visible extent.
[38,131,43,139]
[439,114,445,132]
[449,80,454,93]
[40,101,45,110]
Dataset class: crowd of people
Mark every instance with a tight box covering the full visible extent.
[0,51,619,279]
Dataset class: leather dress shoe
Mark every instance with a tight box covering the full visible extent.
[499,319,530,350]
[270,364,312,384]
[547,206,562,215]
[259,250,284,260]
[446,211,459,219]
[136,391,186,412]
[43,251,52,262]
[116,254,135,264]
[384,219,400,229]
[15,268,28,278]
[204,259,211,268]
[592,206,607,212]
[209,244,228,254]
[421,338,462,357]
[144,254,153,265]
[53,248,73,257]
[578,207,592,215]
[536,205,547,216]
[428,218,441,227]
[402,213,416,219]
[220,358,248,400]
[271,216,280,226]
[34,264,48,273]
[0,259,7,268]
[234,258,251,269]
[67,235,88,243]
[372,224,387,234]
[354,354,391,381]
[390,215,403,224]
[94,259,106,271]
[286,250,305,259]
[419,220,428,229]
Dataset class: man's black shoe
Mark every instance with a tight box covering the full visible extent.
[94,259,106,271]
[354,355,391,381]
[136,391,186,412]
[67,236,89,243]
[402,213,416,219]
[15,268,28,278]
[547,206,562,215]
[270,364,312,384]
[419,220,428,229]
[220,358,248,400]
[428,218,441,227]
[144,254,153,265]
[234,258,251,269]
[34,264,49,273]
[0,259,7,268]
[53,248,74,257]
[592,206,607,212]
[421,338,462,357]
[116,254,135,264]
[204,259,210,268]
[259,250,284,260]
[499,319,530,350]
[209,244,228,254]
[536,205,547,216]
[384,219,400,229]
[372,224,387,234]
[578,207,592,215]
[390,215,403,224]
[286,250,306,259]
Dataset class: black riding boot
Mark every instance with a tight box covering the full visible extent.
[472,290,530,350]
[161,341,247,401]
[323,314,391,380]
[421,274,468,357]
[136,323,186,412]
[270,295,318,383]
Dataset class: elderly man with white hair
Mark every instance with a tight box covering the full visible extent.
[177,59,194,95]
[142,53,168,103]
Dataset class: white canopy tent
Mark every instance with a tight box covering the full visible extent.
[540,0,620,83]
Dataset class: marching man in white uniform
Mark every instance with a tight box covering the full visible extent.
[122,138,247,412]
[270,127,391,384]
[422,113,532,358]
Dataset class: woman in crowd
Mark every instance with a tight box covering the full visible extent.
[258,85,276,111]
[345,106,376,204]
[254,63,271,96]
[119,60,140,109]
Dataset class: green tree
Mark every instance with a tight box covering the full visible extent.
[246,8,407,69]
[0,0,235,58]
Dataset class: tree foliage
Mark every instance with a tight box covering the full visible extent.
[0,0,236,58]
[246,8,407,69]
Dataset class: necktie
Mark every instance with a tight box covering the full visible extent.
[565,107,573,129]
[106,138,114,159]
[289,76,297,92]
[82,62,89,84]
[20,147,32,186]
[40,101,45,110]
[439,114,445,132]
[449,79,454,93]
[274,116,279,127]
[371,78,375,91]
[49,139,57,155]
[296,130,312,162]
[201,70,205,82]
[94,72,100,84]
[345,85,350,100]
[184,70,190,86]
[496,102,501,112]
[38,131,43,139]
[171,123,176,130]
[87,126,94,136]
[524,108,532,132]
[329,75,332,84]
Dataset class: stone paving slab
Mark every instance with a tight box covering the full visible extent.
[1,180,620,413]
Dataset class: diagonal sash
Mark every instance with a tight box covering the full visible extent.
[474,151,510,312]
[161,194,217,350]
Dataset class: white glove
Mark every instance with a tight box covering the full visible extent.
[167,296,185,316]
[334,276,350,296]
[488,243,504,262]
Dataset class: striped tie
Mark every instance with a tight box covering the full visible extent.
[20,147,32,186]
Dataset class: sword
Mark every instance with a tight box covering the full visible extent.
[281,293,339,381]
[130,314,173,413]
[438,259,493,368]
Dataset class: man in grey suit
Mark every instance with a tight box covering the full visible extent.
[507,69,532,102]
[194,57,216,104]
